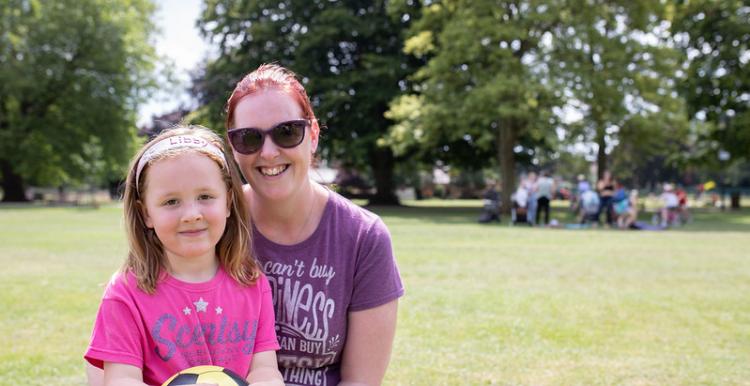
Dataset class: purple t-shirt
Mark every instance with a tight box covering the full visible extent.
[254,191,404,386]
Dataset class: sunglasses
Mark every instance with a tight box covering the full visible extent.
[227,119,309,155]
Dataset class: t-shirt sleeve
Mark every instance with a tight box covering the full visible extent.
[349,218,404,312]
[252,274,280,353]
[84,280,145,369]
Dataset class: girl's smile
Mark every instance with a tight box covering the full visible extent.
[141,152,230,267]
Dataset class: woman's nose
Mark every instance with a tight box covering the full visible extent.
[258,134,280,159]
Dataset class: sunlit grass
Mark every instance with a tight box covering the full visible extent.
[1,202,749,385]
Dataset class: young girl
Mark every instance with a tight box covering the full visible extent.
[84,126,283,386]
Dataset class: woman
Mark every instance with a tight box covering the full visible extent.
[225,64,404,385]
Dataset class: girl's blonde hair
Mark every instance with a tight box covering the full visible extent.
[122,125,258,294]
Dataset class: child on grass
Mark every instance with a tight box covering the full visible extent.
[84,126,283,386]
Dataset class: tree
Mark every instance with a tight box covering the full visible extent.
[385,0,563,213]
[195,0,420,205]
[552,0,687,179]
[670,0,750,208]
[672,0,750,166]
[0,0,158,201]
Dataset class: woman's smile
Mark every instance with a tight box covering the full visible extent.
[258,164,289,177]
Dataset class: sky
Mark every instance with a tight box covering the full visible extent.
[138,0,208,126]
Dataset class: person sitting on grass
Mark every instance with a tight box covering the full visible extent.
[616,189,639,229]
[579,188,601,226]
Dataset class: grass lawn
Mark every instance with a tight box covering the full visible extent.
[1,201,749,385]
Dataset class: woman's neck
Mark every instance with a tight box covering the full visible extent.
[250,179,328,245]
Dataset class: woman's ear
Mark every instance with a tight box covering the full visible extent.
[310,120,320,153]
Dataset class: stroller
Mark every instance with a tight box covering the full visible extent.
[478,187,501,223]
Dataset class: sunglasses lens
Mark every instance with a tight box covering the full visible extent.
[271,121,306,148]
[229,120,307,154]
[230,129,263,154]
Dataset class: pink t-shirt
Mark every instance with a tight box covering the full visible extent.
[85,268,279,386]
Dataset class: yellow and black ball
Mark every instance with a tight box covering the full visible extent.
[162,365,248,386]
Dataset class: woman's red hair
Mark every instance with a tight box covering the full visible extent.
[225,64,318,131]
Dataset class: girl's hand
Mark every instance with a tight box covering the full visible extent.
[246,351,284,386]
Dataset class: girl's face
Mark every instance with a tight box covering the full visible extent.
[141,152,230,265]
[230,89,318,202]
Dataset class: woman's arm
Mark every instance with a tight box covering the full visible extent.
[339,299,399,386]
[247,350,284,386]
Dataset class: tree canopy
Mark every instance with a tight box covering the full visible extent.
[0,0,159,201]
[672,0,750,166]
[3,0,746,203]
[385,0,735,201]
[552,0,687,181]
[386,0,564,212]
[195,0,421,204]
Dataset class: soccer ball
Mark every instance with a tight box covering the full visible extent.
[161,365,248,386]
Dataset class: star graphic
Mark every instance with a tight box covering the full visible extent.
[215,306,223,315]
[183,307,191,315]
[194,297,208,312]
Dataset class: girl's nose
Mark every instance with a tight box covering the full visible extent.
[181,202,202,222]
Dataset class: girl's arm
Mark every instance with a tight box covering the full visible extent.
[86,362,104,386]
[102,363,147,386]
[339,299,399,386]
[246,350,284,386]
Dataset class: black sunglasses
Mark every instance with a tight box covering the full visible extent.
[227,119,309,155]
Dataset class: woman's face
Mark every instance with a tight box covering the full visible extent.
[230,89,318,202]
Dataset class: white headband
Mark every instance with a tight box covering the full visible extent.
[135,135,227,192]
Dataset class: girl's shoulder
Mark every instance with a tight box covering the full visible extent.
[100,270,141,300]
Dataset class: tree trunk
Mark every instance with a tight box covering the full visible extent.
[730,191,741,210]
[596,127,607,179]
[498,123,516,215]
[1,159,29,202]
[368,146,400,206]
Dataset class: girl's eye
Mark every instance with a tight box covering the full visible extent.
[163,199,178,206]
[199,194,214,200]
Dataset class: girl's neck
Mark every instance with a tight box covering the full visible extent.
[165,254,219,283]
[250,179,328,245]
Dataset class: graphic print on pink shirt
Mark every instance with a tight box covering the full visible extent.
[150,297,258,365]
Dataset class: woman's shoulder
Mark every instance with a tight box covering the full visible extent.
[325,190,390,241]
[327,190,382,226]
